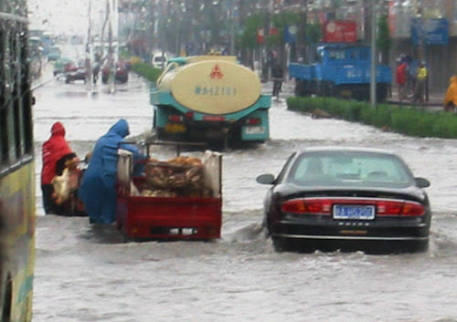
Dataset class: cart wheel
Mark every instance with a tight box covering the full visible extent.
[117,223,130,243]
[121,233,130,243]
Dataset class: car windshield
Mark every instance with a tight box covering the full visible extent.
[288,151,414,188]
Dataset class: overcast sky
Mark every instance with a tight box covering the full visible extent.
[28,0,104,35]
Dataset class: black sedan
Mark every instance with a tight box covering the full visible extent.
[256,147,431,253]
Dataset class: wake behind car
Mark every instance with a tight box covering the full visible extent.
[257,147,431,253]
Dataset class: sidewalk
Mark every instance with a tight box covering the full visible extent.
[263,79,447,112]
[32,61,54,90]
[387,88,445,112]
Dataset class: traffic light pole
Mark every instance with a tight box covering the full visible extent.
[370,2,377,109]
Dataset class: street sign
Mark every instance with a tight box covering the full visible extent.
[411,18,449,46]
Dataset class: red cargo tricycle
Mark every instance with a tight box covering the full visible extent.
[116,142,222,242]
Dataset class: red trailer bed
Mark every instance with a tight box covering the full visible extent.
[116,193,222,240]
[116,148,222,241]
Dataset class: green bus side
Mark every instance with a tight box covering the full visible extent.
[0,2,35,321]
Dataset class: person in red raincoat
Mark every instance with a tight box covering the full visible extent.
[41,122,77,215]
[395,58,407,102]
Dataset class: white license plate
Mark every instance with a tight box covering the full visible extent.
[333,205,375,220]
[244,126,265,135]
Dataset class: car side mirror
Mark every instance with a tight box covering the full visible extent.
[415,177,430,188]
[256,173,275,185]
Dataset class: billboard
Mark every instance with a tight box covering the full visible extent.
[323,20,357,43]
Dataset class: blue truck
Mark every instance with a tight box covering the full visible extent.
[289,44,392,101]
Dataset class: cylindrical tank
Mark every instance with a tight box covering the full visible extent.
[157,56,261,115]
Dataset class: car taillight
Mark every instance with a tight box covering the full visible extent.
[245,118,261,125]
[376,200,425,217]
[281,198,426,217]
[168,115,184,122]
[281,198,332,215]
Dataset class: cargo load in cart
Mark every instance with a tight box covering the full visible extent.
[116,147,222,241]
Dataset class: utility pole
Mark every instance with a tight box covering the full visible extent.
[106,0,119,94]
[228,0,236,55]
[297,0,307,63]
[86,0,94,92]
[418,0,425,62]
[370,1,377,108]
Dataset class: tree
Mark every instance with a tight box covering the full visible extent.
[376,14,391,64]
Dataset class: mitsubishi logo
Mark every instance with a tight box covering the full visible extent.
[210,64,224,79]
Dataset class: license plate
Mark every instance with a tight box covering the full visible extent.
[333,205,375,220]
[165,123,186,133]
[244,126,265,135]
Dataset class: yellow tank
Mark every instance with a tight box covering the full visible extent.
[156,56,261,115]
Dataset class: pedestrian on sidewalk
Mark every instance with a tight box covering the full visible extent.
[413,62,428,105]
[271,62,284,99]
[395,58,407,102]
[444,76,457,112]
[404,55,416,98]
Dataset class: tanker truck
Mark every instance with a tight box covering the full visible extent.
[150,55,271,146]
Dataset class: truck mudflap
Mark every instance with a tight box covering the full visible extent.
[116,148,223,241]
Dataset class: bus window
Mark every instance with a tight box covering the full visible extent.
[19,28,32,155]
[0,25,5,165]
[0,108,8,165]
[0,28,3,100]
[10,30,24,159]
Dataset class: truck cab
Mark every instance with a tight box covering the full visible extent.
[289,44,392,101]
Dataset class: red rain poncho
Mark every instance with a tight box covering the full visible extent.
[41,122,73,185]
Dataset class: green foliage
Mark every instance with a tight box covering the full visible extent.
[238,12,321,50]
[305,24,322,44]
[266,12,301,47]
[376,15,391,53]
[287,96,457,139]
[131,62,162,84]
[239,13,266,49]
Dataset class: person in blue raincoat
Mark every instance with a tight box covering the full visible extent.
[79,119,145,224]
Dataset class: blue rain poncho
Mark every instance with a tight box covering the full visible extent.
[79,119,145,224]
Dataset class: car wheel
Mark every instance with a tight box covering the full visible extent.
[272,237,289,252]
[410,240,429,253]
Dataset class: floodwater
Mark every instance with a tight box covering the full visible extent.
[32,72,457,321]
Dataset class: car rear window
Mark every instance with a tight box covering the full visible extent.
[288,151,414,188]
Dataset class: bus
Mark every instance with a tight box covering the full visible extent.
[0,1,36,321]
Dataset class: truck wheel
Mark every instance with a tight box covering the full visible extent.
[377,84,388,102]
[326,83,335,97]
[272,237,289,252]
[295,80,305,96]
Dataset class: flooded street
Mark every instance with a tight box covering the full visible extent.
[32,74,457,321]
